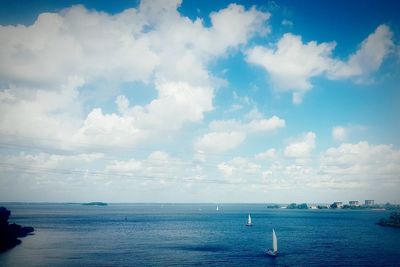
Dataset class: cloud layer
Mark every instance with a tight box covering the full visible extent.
[0,0,399,202]
[0,1,269,150]
[246,24,394,103]
[195,109,285,153]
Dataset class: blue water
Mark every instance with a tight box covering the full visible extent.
[0,204,399,266]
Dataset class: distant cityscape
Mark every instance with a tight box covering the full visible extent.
[267,200,400,210]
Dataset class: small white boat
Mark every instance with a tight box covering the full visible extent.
[216,205,219,211]
[266,229,278,257]
[245,214,253,227]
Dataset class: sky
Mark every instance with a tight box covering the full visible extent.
[0,0,399,203]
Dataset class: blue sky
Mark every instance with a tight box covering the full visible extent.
[0,0,399,203]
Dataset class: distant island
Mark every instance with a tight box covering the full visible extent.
[0,207,34,253]
[286,203,309,209]
[378,212,400,228]
[82,202,108,206]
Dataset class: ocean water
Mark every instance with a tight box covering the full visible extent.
[0,203,399,266]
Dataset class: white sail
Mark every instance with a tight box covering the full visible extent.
[248,214,252,225]
[216,205,219,211]
[272,229,278,252]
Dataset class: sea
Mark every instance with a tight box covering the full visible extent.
[0,203,399,266]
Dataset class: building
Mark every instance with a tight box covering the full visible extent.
[334,202,343,208]
[365,200,374,206]
[349,200,359,206]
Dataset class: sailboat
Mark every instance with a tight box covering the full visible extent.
[216,205,219,211]
[245,214,253,227]
[266,229,278,257]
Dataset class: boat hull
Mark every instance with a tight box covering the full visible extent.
[266,249,277,257]
[245,224,253,227]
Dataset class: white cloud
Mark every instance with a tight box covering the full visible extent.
[1,152,103,172]
[147,150,170,161]
[145,2,269,85]
[0,5,158,87]
[244,107,262,120]
[2,2,398,203]
[284,132,316,158]
[74,81,214,148]
[209,119,243,132]
[3,138,399,202]
[246,24,394,104]
[0,149,203,193]
[246,33,336,103]
[208,4,270,55]
[200,140,400,201]
[72,107,147,149]
[0,1,270,150]
[328,25,394,80]
[0,77,84,148]
[199,109,285,153]
[269,141,400,194]
[194,131,246,153]
[0,149,208,201]
[254,148,277,160]
[218,162,234,177]
[331,125,367,142]
[320,141,400,182]
[105,150,205,184]
[227,91,255,113]
[248,115,285,132]
[106,159,143,173]
[209,109,285,134]
[217,157,261,182]
[332,126,347,142]
[245,141,400,194]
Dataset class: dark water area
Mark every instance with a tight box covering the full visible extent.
[0,203,399,266]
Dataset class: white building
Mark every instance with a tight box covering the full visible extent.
[349,200,359,206]
[365,200,374,206]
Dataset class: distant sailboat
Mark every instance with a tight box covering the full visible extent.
[246,214,253,227]
[216,205,219,211]
[266,229,278,257]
